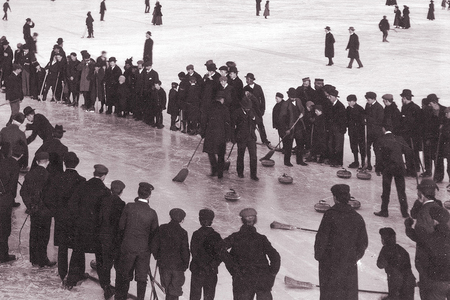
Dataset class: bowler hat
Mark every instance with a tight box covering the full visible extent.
[23,106,35,116]
[13,113,25,124]
[206,64,217,71]
[325,26,331,31]
[347,94,357,102]
[53,125,66,136]
[146,31,152,36]
[226,61,236,68]
[400,89,414,97]
[199,209,215,221]
[108,57,117,62]
[239,208,257,218]
[382,94,393,102]
[35,152,49,161]
[275,92,284,99]
[219,65,228,71]
[287,88,297,98]
[426,93,439,103]
[331,184,350,204]
[94,164,109,175]
[111,180,126,194]
[327,88,339,97]
[349,26,355,31]
[56,38,63,44]
[417,178,439,196]
[245,73,255,80]
[365,91,377,99]
[170,208,186,223]
[204,59,214,66]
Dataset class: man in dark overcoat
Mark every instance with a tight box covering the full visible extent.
[228,67,244,103]
[324,86,347,167]
[33,125,68,176]
[0,145,22,263]
[346,27,363,69]
[5,64,23,123]
[243,73,271,148]
[115,182,159,300]
[20,152,55,267]
[66,53,81,106]
[374,127,412,218]
[201,63,221,114]
[382,94,401,135]
[220,208,281,300]
[379,15,390,42]
[324,26,335,66]
[104,57,122,114]
[231,96,259,180]
[201,93,231,179]
[255,0,262,15]
[100,0,106,21]
[219,76,239,114]
[278,88,307,167]
[346,94,365,169]
[0,113,28,172]
[189,209,222,300]
[364,91,384,170]
[314,184,368,300]
[141,61,159,125]
[143,31,153,64]
[22,18,35,45]
[423,94,446,181]
[43,152,85,282]
[398,89,423,177]
[67,164,110,290]
[295,77,316,108]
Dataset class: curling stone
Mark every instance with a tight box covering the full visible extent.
[278,173,293,184]
[90,259,97,270]
[337,168,352,179]
[356,169,371,180]
[225,189,240,201]
[349,197,361,209]
[261,159,275,167]
[444,201,450,210]
[314,200,331,213]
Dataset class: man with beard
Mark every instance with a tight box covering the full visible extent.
[296,77,315,108]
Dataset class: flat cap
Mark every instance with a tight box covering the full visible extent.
[199,209,215,221]
[139,182,154,193]
[94,164,109,175]
[302,77,310,82]
[218,65,228,71]
[186,64,194,70]
[36,151,49,161]
[382,94,393,102]
[170,208,186,222]
[276,92,284,99]
[111,180,126,194]
[417,178,439,196]
[315,78,324,82]
[239,208,257,218]
[347,94,357,102]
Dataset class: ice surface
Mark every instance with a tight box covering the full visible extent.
[1,0,449,298]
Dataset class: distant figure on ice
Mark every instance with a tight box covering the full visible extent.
[324,26,335,66]
[314,184,368,300]
[23,18,35,45]
[2,0,11,21]
[86,11,94,38]
[145,0,150,13]
[143,31,153,64]
[255,0,262,15]
[263,1,269,18]
[379,15,390,42]
[428,0,435,20]
[394,5,402,28]
[100,0,106,21]
[346,27,363,69]
[442,0,446,9]
[152,1,162,25]
[385,0,397,6]
[403,5,411,29]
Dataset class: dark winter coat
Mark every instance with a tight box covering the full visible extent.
[379,18,390,31]
[399,101,423,140]
[346,33,360,59]
[190,226,222,275]
[394,7,402,26]
[231,108,258,143]
[441,119,450,158]
[0,156,20,208]
[167,88,179,116]
[424,224,450,281]
[346,103,365,138]
[86,14,94,28]
[116,82,130,110]
[69,177,111,253]
[143,38,153,63]
[328,100,347,134]
[152,220,190,271]
[66,59,81,86]
[5,72,23,102]
[272,100,284,130]
[201,100,230,154]
[90,66,105,101]
[314,202,368,300]
[374,132,411,175]
[142,68,159,93]
[20,165,51,217]
[229,76,244,100]
[185,83,201,122]
[0,124,27,160]
[44,169,85,247]
[34,138,68,175]
[423,104,445,141]
[220,84,239,112]
[296,85,316,108]
[23,21,35,40]
[221,225,281,292]
[201,73,220,111]
[383,102,402,135]
[365,101,384,138]
[99,194,125,247]
[100,0,106,13]
[325,32,335,58]
[104,65,122,104]
[151,87,166,110]
[278,98,306,139]
[19,52,39,74]
[403,7,411,28]
[311,113,327,156]
[119,198,159,254]
[25,113,54,145]
[1,45,13,78]
[243,83,266,116]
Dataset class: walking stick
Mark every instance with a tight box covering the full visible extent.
[224,143,235,171]
[38,69,49,101]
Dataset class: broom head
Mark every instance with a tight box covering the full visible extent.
[284,276,314,289]
[172,168,189,182]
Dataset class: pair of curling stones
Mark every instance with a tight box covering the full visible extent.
[314,197,361,213]
[336,168,371,180]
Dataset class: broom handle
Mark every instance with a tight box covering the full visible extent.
[226,143,235,160]
[273,113,304,149]
[186,138,203,168]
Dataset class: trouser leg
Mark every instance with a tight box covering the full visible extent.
[208,154,218,175]
[381,172,393,212]
[58,246,69,281]
[236,143,246,176]
[67,249,86,285]
[248,139,257,177]
[217,143,226,177]
[283,137,294,164]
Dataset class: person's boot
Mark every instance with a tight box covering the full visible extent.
[348,161,359,168]
[136,281,147,300]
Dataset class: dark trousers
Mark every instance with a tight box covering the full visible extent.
[97,239,118,288]
[256,118,268,144]
[82,91,92,109]
[100,12,105,21]
[115,250,151,300]
[283,134,306,164]
[424,138,442,177]
[29,214,52,266]
[58,246,69,280]
[382,30,389,41]
[2,11,7,20]
[232,276,272,300]
[208,143,226,177]
[380,171,408,214]
[155,109,163,126]
[145,5,150,13]
[66,249,86,285]
[349,131,365,163]
[68,80,79,104]
[190,272,218,300]
[366,133,380,166]
[160,268,185,297]
[328,128,345,165]
[87,25,94,37]
[236,139,257,177]
[0,207,12,261]
[386,270,415,300]
[348,57,363,68]
[404,136,421,174]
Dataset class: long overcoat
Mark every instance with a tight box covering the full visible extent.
[325,32,335,58]
[201,100,230,154]
[346,33,360,59]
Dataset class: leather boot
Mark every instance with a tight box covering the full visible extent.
[136,281,147,300]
